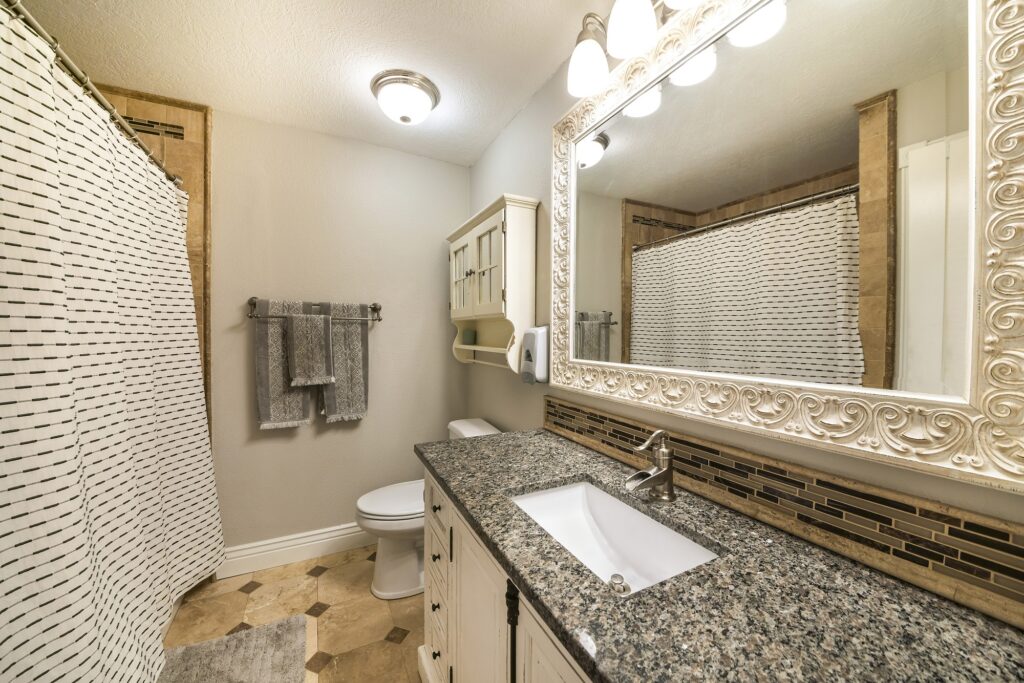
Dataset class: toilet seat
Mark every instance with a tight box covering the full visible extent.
[356,479,424,521]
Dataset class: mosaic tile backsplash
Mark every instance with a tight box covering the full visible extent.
[544,396,1024,626]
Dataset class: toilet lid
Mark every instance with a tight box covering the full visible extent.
[357,479,424,520]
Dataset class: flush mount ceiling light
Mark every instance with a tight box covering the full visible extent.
[727,0,787,47]
[607,0,658,59]
[370,69,440,125]
[577,133,610,168]
[623,84,662,118]
[567,13,610,98]
[669,44,717,86]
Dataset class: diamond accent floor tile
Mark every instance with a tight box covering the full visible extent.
[226,622,252,635]
[238,581,262,594]
[385,626,409,644]
[307,565,329,578]
[305,650,333,674]
[306,602,330,618]
[367,552,376,562]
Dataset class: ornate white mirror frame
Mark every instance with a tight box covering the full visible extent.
[550,0,1024,492]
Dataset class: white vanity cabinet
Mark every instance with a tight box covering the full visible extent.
[447,194,537,373]
[420,472,588,683]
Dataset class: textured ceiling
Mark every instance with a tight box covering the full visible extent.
[23,0,610,165]
[579,0,967,210]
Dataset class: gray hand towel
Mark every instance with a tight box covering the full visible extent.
[318,302,369,422]
[286,313,334,386]
[255,299,312,429]
[575,311,611,362]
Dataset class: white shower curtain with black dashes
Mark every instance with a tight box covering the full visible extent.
[0,8,223,681]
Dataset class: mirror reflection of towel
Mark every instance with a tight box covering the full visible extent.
[575,311,611,362]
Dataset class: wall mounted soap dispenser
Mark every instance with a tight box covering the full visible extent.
[520,326,548,383]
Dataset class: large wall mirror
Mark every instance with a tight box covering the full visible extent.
[551,0,1024,492]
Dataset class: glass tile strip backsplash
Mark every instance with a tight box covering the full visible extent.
[543,396,1024,624]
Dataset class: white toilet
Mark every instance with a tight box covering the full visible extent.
[355,418,500,599]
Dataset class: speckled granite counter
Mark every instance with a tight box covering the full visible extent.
[414,430,1024,682]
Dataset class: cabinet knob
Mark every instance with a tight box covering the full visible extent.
[431,504,441,513]
[432,650,441,660]
[431,602,440,611]
[431,553,441,562]
[465,269,476,276]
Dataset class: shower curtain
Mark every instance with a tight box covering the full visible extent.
[0,9,223,682]
[630,193,865,385]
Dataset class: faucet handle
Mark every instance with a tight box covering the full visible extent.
[634,429,668,454]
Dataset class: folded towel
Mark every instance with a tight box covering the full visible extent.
[254,299,312,429]
[286,313,334,386]
[575,311,611,362]
[318,302,369,422]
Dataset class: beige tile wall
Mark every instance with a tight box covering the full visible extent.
[99,86,211,415]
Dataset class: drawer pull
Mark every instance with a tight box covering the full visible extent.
[431,504,442,513]
[432,650,441,660]
[431,553,441,562]
[431,602,440,611]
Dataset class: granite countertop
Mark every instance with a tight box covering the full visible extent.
[414,430,1024,682]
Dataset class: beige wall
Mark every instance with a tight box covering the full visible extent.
[466,63,1023,523]
[212,111,469,546]
[575,191,622,361]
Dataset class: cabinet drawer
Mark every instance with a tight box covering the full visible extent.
[426,615,448,683]
[426,523,449,589]
[425,475,451,539]
[426,577,448,644]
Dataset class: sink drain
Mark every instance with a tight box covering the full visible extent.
[608,573,631,595]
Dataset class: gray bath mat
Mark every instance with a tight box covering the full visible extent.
[159,615,305,683]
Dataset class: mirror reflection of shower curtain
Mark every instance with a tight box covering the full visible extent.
[630,194,864,384]
[0,10,223,681]
[575,311,612,361]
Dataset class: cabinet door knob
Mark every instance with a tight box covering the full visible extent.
[431,602,440,611]
[465,269,476,276]
[431,553,441,562]
[431,504,441,513]
[432,650,441,660]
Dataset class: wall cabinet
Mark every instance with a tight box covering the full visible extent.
[447,195,537,373]
[419,472,587,683]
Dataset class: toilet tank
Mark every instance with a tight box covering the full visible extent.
[448,418,500,439]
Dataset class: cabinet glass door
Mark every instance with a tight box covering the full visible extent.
[451,237,473,319]
[473,211,505,317]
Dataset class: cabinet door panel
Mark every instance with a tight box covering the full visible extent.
[452,517,508,682]
[516,600,587,683]
[472,211,505,318]
[450,236,474,319]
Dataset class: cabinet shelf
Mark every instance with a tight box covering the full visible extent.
[448,194,538,373]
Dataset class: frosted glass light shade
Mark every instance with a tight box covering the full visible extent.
[623,85,662,118]
[370,70,440,125]
[727,0,787,47]
[669,45,717,86]
[577,134,609,168]
[664,0,699,9]
[568,38,610,97]
[607,0,658,59]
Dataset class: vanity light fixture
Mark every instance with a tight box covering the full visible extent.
[577,133,609,168]
[370,69,440,125]
[607,0,659,59]
[727,0,787,47]
[623,84,662,118]
[567,13,611,97]
[669,44,717,86]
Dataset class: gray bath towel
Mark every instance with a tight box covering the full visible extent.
[575,311,611,362]
[286,313,334,386]
[318,302,369,422]
[255,299,312,429]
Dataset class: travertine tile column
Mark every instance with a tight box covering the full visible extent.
[855,91,897,389]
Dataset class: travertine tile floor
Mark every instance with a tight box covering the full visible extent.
[165,544,423,682]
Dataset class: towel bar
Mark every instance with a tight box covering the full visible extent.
[247,297,383,322]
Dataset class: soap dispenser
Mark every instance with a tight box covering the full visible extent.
[520,326,548,384]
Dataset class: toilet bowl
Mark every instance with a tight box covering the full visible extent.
[355,418,500,599]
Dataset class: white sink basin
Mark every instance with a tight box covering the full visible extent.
[512,482,717,594]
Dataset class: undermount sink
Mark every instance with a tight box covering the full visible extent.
[512,482,717,594]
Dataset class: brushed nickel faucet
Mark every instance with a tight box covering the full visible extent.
[624,429,677,502]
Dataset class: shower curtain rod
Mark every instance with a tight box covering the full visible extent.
[2,0,181,186]
[634,183,860,252]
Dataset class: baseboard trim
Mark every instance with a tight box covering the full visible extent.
[217,522,375,578]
